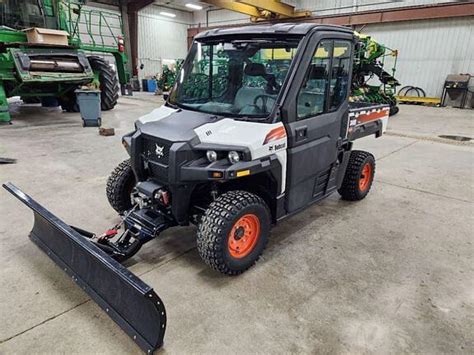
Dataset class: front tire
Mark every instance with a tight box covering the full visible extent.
[106,159,136,213]
[197,190,271,275]
[338,150,375,201]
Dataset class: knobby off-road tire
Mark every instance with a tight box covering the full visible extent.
[197,190,271,275]
[338,150,375,201]
[88,56,119,111]
[106,159,136,213]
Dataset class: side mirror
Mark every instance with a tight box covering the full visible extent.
[163,93,169,100]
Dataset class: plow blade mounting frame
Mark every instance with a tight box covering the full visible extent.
[3,183,166,353]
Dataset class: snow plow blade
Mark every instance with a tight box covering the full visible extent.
[3,183,166,353]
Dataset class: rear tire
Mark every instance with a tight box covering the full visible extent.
[106,159,136,213]
[338,150,375,201]
[197,190,270,275]
[88,56,119,111]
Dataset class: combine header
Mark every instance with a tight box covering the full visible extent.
[0,0,130,123]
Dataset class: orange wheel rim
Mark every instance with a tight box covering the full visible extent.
[228,214,260,259]
[359,163,372,191]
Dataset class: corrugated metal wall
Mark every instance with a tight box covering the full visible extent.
[295,0,460,16]
[79,0,472,98]
[193,8,249,27]
[191,2,473,98]
[192,0,462,27]
[365,17,474,97]
[137,5,192,80]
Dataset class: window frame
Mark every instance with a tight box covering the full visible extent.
[295,38,353,121]
[328,39,353,113]
[296,39,333,120]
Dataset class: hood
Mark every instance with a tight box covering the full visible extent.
[137,105,222,142]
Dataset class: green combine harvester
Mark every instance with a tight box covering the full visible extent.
[0,0,130,123]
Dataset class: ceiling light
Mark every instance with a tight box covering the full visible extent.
[185,3,203,10]
[160,11,176,18]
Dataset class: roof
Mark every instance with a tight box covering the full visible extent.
[195,23,353,40]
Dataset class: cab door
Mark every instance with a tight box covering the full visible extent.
[281,32,354,213]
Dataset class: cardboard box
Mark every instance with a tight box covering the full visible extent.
[23,28,69,46]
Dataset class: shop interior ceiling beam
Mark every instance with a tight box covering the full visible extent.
[201,0,310,21]
[201,0,261,18]
[237,0,311,19]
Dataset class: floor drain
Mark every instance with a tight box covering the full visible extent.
[438,135,472,142]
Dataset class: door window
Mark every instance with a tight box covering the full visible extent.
[296,40,331,120]
[296,39,352,120]
[329,41,352,110]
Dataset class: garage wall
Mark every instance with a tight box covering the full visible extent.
[365,16,474,97]
[137,5,192,80]
[192,0,463,27]
[193,8,249,27]
[191,3,473,98]
[296,0,461,16]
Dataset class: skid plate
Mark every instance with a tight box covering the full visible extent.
[3,183,166,353]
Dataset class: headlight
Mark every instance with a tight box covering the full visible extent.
[206,150,217,162]
[228,151,240,164]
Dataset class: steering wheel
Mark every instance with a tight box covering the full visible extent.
[253,94,274,113]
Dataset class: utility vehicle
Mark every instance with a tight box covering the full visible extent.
[4,24,391,352]
[0,0,129,123]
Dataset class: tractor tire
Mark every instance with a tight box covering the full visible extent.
[197,190,271,275]
[88,56,119,111]
[338,150,375,201]
[106,159,136,213]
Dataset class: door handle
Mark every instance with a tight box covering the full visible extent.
[295,126,307,142]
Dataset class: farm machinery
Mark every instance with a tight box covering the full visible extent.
[0,0,130,123]
[4,23,399,352]
[351,31,400,115]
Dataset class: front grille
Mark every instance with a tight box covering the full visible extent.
[142,136,171,165]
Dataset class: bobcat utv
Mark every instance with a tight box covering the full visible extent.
[4,24,391,352]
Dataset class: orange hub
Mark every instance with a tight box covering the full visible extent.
[228,214,260,259]
[359,162,373,191]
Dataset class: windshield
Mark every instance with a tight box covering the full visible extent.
[0,0,47,29]
[169,37,301,119]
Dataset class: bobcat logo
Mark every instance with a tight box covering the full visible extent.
[155,144,164,158]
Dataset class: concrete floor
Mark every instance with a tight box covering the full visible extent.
[0,96,473,354]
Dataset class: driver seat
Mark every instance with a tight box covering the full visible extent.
[234,87,266,114]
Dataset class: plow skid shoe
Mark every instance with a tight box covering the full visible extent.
[3,183,166,353]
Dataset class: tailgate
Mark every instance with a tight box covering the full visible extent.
[346,103,390,141]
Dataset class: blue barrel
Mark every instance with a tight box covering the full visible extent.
[146,80,157,92]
